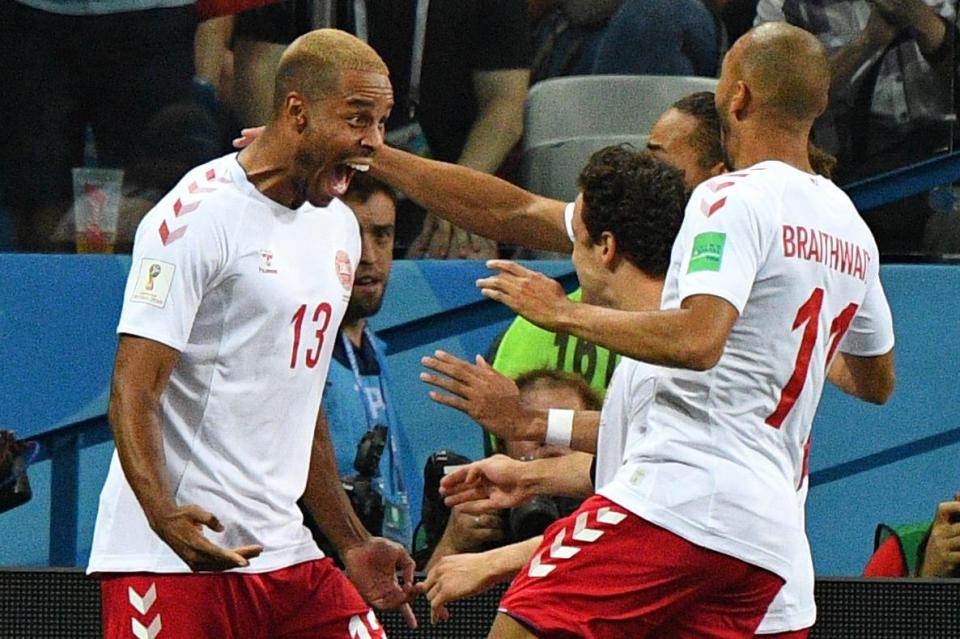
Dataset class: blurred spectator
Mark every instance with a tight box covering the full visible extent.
[528,0,622,82]
[232,1,531,258]
[299,174,424,553]
[863,493,960,577]
[530,0,728,83]
[421,368,600,571]
[755,0,959,253]
[0,0,198,252]
[592,0,729,77]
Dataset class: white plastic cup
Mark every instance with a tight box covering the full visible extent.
[72,167,123,253]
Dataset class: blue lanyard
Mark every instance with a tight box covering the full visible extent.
[340,328,406,494]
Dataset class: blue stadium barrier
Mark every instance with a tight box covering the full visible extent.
[2,151,960,573]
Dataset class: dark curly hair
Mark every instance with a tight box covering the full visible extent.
[576,145,687,278]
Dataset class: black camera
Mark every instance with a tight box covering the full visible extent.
[341,425,388,535]
[507,495,582,542]
[420,449,473,547]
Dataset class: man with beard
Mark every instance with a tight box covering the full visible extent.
[303,173,425,552]
[87,29,415,638]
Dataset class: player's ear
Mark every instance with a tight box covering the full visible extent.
[600,231,617,268]
[283,92,309,133]
[732,81,751,121]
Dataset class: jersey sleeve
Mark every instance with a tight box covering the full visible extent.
[839,274,895,356]
[675,182,769,314]
[116,194,229,352]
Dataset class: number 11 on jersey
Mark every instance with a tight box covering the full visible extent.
[766,288,858,428]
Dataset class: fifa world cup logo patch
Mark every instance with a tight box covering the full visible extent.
[146,264,162,291]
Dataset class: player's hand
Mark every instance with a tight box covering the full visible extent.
[420,551,504,624]
[433,505,504,555]
[151,504,263,572]
[919,493,960,577]
[342,537,418,629]
[440,454,533,513]
[232,126,265,149]
[406,214,498,259]
[477,260,572,331]
[420,351,530,441]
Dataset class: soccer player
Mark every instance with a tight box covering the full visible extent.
[371,24,896,639]
[87,29,415,638]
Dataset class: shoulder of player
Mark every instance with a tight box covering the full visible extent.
[689,167,772,219]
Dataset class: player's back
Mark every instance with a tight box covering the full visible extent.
[602,161,883,580]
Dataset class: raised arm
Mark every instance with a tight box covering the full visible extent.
[477,261,738,370]
[371,145,572,253]
[109,335,262,571]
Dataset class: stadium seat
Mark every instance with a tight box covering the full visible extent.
[523,75,720,149]
[522,134,650,201]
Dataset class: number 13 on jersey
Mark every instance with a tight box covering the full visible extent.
[290,302,333,369]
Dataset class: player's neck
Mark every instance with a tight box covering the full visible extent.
[236,126,306,209]
[342,319,366,348]
[610,270,663,312]
[729,124,814,174]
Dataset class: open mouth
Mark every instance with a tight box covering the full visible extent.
[327,160,371,200]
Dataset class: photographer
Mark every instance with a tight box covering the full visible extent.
[300,175,423,552]
[421,369,600,571]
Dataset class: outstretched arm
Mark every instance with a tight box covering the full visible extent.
[478,261,738,370]
[371,145,572,253]
[439,453,595,513]
[420,351,601,452]
[421,536,543,623]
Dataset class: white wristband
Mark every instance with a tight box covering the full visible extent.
[545,409,574,448]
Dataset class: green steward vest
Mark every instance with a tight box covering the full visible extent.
[874,521,932,576]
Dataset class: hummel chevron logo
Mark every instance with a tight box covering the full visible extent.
[596,507,627,525]
[205,169,232,183]
[365,611,381,630]
[348,615,374,639]
[550,528,579,559]
[572,511,603,543]
[528,507,629,578]
[706,180,735,193]
[187,181,214,195]
[131,615,162,639]
[528,550,556,578]
[700,196,727,218]
[172,198,200,217]
[128,583,157,615]
[158,220,187,246]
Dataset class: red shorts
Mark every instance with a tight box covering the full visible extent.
[99,558,385,639]
[756,631,810,639]
[499,495,784,639]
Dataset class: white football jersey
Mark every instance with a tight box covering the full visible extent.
[594,358,656,490]
[88,153,360,573]
[600,161,894,581]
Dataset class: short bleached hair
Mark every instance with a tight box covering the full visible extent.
[273,28,389,114]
